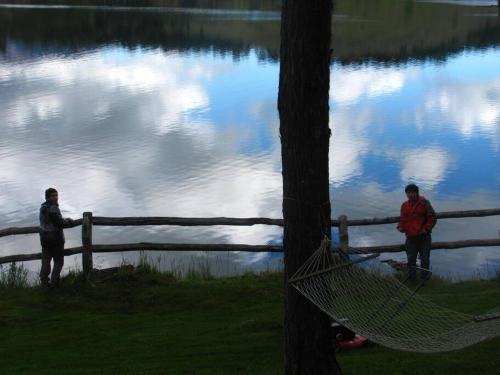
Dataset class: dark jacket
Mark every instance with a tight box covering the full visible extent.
[39,201,69,246]
[398,196,436,237]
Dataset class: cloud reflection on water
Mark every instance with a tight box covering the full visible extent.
[0,45,499,278]
[0,48,284,275]
[330,66,408,105]
[399,147,450,190]
[425,78,500,145]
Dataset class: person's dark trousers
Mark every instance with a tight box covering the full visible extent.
[405,233,431,281]
[40,243,64,287]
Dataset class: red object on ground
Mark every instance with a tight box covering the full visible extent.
[339,335,367,349]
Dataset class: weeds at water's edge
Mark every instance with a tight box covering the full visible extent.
[0,251,250,289]
[58,252,234,287]
[134,251,215,281]
[2,252,497,290]
[0,262,29,289]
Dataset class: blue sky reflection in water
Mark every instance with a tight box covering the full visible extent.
[0,3,499,279]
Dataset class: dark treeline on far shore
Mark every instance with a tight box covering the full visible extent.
[0,0,282,9]
[1,0,499,64]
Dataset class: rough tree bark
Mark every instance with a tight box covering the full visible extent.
[278,1,340,374]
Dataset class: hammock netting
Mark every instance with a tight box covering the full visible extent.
[289,238,500,353]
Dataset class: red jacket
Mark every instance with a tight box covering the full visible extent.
[398,196,436,237]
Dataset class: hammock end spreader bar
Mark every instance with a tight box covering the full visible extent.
[288,252,380,284]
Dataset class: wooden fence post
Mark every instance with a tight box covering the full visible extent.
[338,215,349,256]
[82,212,93,277]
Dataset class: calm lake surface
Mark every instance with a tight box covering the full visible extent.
[1,0,499,279]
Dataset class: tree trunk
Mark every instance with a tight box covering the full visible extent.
[278,1,340,374]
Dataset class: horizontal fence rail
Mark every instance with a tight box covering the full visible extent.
[0,247,83,264]
[1,208,499,237]
[92,216,284,227]
[350,238,500,254]
[2,239,500,265]
[346,208,500,226]
[0,208,499,276]
[0,226,39,237]
[0,244,282,265]
[89,208,500,227]
[0,219,83,238]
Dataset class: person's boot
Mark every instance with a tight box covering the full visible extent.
[420,272,431,286]
[41,281,51,289]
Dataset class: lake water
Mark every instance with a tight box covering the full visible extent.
[1,0,499,279]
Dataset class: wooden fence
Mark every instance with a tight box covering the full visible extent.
[1,208,499,277]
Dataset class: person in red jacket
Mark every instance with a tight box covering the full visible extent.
[397,184,436,282]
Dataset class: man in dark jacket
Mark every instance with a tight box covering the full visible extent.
[39,188,73,287]
[397,184,437,282]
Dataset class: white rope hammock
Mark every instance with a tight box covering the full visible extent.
[289,238,500,353]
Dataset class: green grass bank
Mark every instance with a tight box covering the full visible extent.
[0,267,499,374]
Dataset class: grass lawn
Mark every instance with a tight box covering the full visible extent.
[0,268,498,374]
